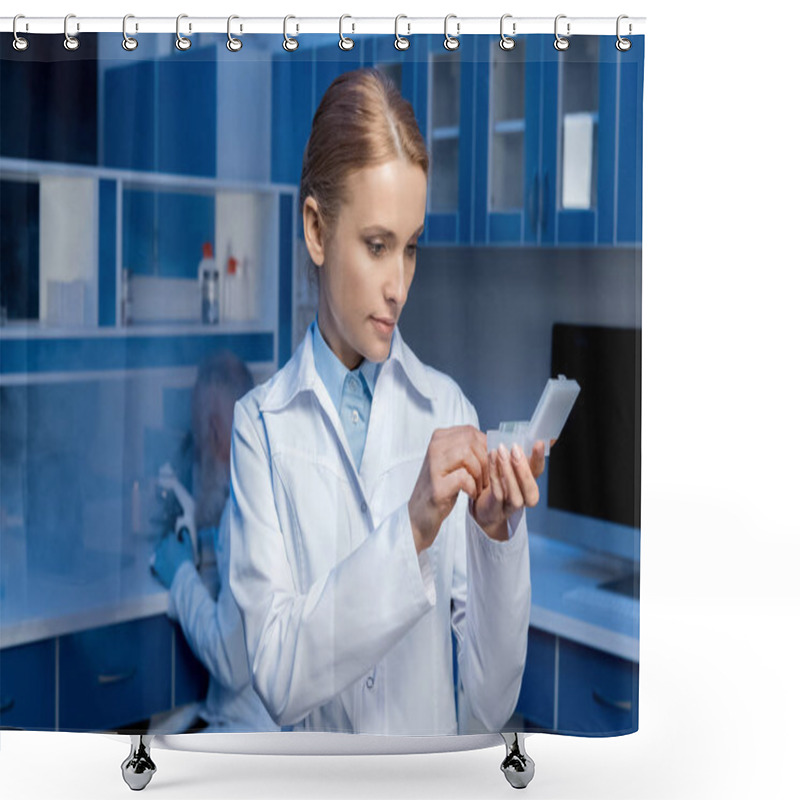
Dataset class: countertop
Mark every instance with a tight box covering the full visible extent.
[1,529,639,661]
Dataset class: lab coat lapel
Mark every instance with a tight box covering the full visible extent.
[260,324,370,512]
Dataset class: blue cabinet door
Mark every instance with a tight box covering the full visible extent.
[415,34,477,245]
[156,47,217,177]
[0,639,56,730]
[174,627,210,708]
[515,627,557,730]
[472,34,546,245]
[103,61,157,172]
[59,615,172,732]
[616,36,645,245]
[557,637,639,735]
[270,46,313,195]
[540,35,620,246]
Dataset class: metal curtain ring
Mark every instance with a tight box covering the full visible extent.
[443,14,460,51]
[227,15,243,51]
[12,14,29,52]
[554,14,570,51]
[394,14,410,51]
[283,15,298,51]
[176,13,191,50]
[339,15,354,50]
[616,15,632,51]
[499,13,515,50]
[64,13,79,51]
[122,14,138,51]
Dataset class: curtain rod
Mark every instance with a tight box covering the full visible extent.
[0,16,646,37]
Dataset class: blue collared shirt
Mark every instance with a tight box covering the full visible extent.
[311,315,382,472]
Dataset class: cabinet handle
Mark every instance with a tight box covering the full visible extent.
[592,689,632,712]
[0,696,15,714]
[97,667,137,685]
[542,170,550,235]
[531,172,540,236]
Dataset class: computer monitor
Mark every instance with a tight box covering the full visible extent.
[544,323,641,564]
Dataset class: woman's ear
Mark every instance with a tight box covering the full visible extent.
[303,196,325,268]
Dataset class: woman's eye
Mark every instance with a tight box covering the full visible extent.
[367,241,385,256]
[407,244,418,255]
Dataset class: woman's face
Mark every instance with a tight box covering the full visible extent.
[305,159,427,370]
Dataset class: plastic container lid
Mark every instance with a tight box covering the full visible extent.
[202,242,214,259]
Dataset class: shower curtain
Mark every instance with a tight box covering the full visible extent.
[0,23,643,741]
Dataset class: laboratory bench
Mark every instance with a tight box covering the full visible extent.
[1,528,638,735]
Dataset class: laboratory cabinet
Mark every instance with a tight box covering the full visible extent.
[474,34,644,246]
[103,47,216,177]
[0,638,57,730]
[0,620,208,732]
[515,627,638,735]
[267,33,642,248]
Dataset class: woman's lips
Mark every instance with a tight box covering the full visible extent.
[370,316,395,336]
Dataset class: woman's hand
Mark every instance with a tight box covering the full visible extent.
[408,425,489,554]
[471,439,557,541]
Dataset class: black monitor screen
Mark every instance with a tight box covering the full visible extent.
[547,324,641,529]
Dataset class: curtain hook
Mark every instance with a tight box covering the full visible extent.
[64,13,80,51]
[554,14,570,51]
[616,15,632,51]
[227,15,243,51]
[176,13,191,50]
[339,14,354,50]
[394,14,410,51]
[499,14,516,51]
[12,14,29,52]
[283,15,299,51]
[122,14,138,51]
[443,14,460,51]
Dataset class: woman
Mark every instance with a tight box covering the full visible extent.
[228,68,549,736]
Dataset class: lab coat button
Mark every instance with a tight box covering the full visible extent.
[351,409,360,424]
[366,676,374,689]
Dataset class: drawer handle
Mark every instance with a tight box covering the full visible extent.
[592,689,632,713]
[0,696,15,714]
[97,668,137,685]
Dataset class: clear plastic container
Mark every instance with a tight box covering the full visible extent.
[486,375,581,457]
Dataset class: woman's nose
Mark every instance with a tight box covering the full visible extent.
[384,257,408,306]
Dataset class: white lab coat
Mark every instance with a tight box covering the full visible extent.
[228,323,531,735]
[167,496,280,733]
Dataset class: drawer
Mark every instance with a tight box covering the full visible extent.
[515,627,556,730]
[557,637,638,735]
[174,625,210,708]
[59,615,172,732]
[0,638,56,730]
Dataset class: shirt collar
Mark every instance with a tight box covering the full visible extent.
[311,315,380,409]
[257,314,436,413]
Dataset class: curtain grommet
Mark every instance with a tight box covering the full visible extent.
[12,14,29,51]
[227,15,243,52]
[64,13,80,51]
[443,14,460,51]
[122,14,138,51]
[394,15,410,51]
[499,14,515,51]
[554,14,570,51]
[283,15,299,51]
[176,13,191,51]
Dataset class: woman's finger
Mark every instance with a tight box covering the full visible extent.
[441,436,486,493]
[497,444,524,509]
[511,444,540,507]
[489,450,504,503]
[439,466,478,503]
[529,440,546,479]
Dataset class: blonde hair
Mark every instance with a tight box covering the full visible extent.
[299,68,429,285]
